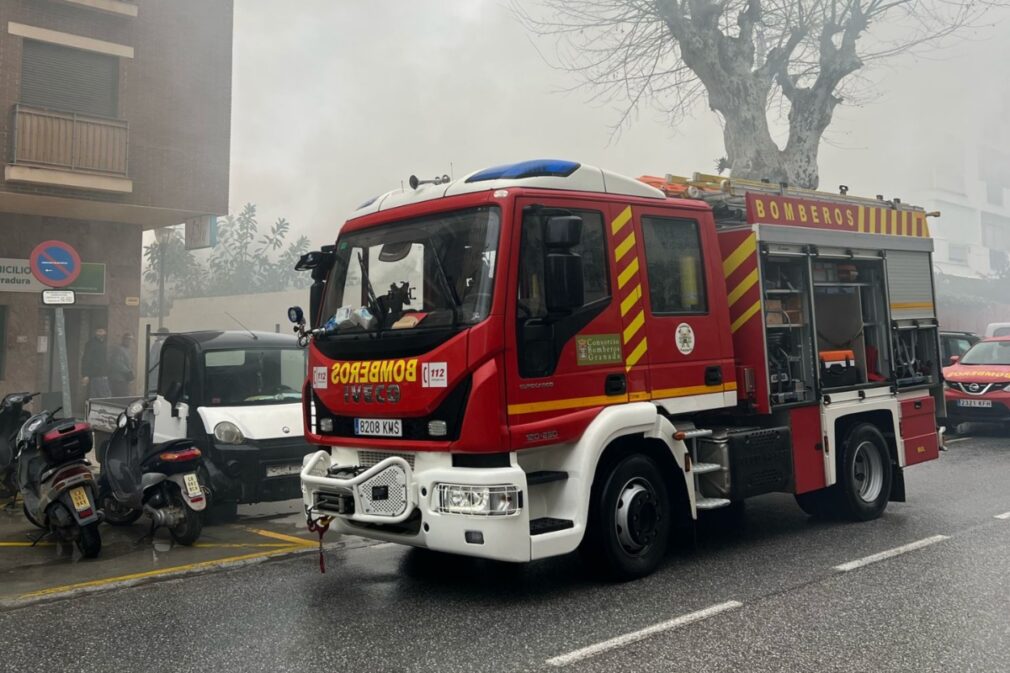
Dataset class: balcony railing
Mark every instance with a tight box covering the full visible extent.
[11,104,128,177]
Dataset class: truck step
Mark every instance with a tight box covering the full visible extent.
[526,470,568,486]
[692,462,722,475]
[695,497,732,510]
[530,517,574,535]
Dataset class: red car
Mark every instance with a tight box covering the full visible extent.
[943,336,1010,430]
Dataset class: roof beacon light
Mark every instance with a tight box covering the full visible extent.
[465,159,580,183]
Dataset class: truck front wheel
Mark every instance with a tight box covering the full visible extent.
[837,423,892,521]
[582,454,671,581]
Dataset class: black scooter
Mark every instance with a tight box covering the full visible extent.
[0,392,36,501]
[98,398,206,545]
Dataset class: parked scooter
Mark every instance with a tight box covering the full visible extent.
[98,398,206,545]
[0,392,36,500]
[15,408,102,558]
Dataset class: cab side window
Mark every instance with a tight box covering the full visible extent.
[157,345,189,404]
[516,208,609,377]
[640,216,708,314]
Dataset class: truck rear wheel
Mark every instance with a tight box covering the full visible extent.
[837,423,892,521]
[582,454,671,581]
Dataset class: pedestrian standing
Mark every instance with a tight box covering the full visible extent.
[109,332,136,397]
[81,327,111,400]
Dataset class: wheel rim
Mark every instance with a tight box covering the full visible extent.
[614,477,660,556]
[851,440,884,503]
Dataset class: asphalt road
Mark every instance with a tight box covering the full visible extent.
[2,428,1010,673]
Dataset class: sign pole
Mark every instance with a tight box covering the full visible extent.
[54,307,72,414]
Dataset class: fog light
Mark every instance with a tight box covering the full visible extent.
[428,420,447,437]
[319,418,334,433]
[435,484,520,516]
[464,530,484,545]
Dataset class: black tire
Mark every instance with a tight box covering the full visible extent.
[169,491,203,546]
[98,485,142,526]
[795,489,835,519]
[76,522,102,558]
[22,503,44,529]
[581,454,672,581]
[836,423,892,521]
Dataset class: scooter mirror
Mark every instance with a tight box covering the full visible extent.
[117,413,128,429]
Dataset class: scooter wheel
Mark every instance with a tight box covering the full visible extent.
[76,522,102,558]
[169,492,202,546]
[98,487,142,526]
[22,504,45,529]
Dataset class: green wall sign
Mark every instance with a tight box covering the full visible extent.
[68,263,105,295]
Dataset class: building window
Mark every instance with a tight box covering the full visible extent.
[981,212,1010,251]
[948,244,969,264]
[21,40,118,118]
[640,216,708,314]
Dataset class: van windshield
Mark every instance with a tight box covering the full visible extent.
[319,206,500,334]
[203,348,306,406]
[960,341,1010,366]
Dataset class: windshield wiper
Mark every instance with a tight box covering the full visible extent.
[429,240,461,326]
[357,250,384,330]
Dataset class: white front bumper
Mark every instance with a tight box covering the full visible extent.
[300,449,532,562]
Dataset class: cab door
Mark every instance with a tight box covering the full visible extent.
[632,205,735,412]
[153,342,191,443]
[505,195,629,449]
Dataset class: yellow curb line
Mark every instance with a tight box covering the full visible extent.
[17,545,305,599]
[245,527,318,548]
[192,542,293,549]
[0,541,55,547]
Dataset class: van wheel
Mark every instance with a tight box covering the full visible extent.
[581,454,671,581]
[837,423,892,521]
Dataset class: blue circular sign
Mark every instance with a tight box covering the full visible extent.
[30,240,81,288]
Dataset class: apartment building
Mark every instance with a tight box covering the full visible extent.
[0,0,232,408]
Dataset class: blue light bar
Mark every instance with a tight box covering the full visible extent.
[466,159,581,183]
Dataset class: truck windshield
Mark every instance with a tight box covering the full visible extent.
[960,341,1010,366]
[203,348,307,406]
[320,206,500,334]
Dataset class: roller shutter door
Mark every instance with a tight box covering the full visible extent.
[21,40,118,118]
[887,250,935,320]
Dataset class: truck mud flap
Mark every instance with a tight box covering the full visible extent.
[889,466,906,502]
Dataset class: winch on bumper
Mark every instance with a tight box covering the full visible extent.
[300,449,531,562]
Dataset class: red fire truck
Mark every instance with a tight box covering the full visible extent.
[293,160,943,579]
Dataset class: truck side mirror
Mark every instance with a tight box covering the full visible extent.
[545,215,582,248]
[545,253,584,312]
[294,246,336,329]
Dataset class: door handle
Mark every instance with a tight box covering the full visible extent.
[605,374,627,396]
[705,366,723,387]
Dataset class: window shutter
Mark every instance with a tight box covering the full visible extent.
[21,40,118,118]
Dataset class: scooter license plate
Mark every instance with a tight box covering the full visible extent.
[69,486,90,512]
[183,473,202,498]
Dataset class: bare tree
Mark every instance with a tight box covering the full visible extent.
[517,0,1005,188]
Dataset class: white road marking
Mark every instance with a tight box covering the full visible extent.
[545,600,743,667]
[833,535,949,572]
[994,512,1010,520]
[945,437,970,444]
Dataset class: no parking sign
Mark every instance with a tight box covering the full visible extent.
[29,240,81,288]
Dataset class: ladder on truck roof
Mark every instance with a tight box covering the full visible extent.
[640,172,932,219]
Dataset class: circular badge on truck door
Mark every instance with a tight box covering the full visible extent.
[675,323,696,355]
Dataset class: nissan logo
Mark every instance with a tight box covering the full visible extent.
[969,383,981,393]
[344,383,400,403]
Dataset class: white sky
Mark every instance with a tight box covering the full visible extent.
[228,1,1010,246]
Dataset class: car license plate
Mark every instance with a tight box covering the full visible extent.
[354,418,402,437]
[183,473,202,497]
[265,463,301,478]
[958,399,992,408]
[69,486,90,512]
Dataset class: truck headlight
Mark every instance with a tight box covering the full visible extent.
[435,484,520,516]
[214,421,244,445]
